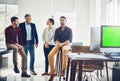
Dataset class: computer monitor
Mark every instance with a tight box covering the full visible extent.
[90,26,101,51]
[100,25,120,52]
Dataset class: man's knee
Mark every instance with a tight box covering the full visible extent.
[13,46,19,52]
[62,47,67,53]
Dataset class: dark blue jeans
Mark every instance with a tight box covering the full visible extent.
[44,45,54,72]
[23,42,35,71]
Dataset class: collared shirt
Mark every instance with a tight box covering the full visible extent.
[54,26,73,43]
[5,25,23,45]
[42,27,55,45]
[25,23,31,40]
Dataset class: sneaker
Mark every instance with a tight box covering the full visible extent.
[21,72,31,77]
[48,74,56,81]
[30,71,37,75]
[13,67,20,73]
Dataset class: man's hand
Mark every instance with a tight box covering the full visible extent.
[35,44,38,48]
[57,42,64,47]
[55,41,63,47]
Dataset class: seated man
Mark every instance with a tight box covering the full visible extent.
[5,16,30,77]
[48,16,73,81]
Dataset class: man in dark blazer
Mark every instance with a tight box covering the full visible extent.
[19,14,38,75]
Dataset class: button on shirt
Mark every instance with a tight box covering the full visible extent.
[54,26,73,43]
[25,23,32,40]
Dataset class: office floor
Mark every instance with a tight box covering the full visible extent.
[1,66,112,81]
[2,51,113,81]
[5,67,64,81]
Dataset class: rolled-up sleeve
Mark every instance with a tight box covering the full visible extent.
[68,28,73,43]
[54,29,58,42]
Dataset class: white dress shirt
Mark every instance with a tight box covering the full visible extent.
[25,23,32,40]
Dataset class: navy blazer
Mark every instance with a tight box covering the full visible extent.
[19,22,38,45]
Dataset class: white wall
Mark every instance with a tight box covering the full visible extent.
[117,0,120,25]
[53,0,75,12]
[89,0,96,27]
[75,0,89,45]
[0,0,18,4]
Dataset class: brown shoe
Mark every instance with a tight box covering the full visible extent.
[41,72,49,76]
[60,70,65,76]
[48,74,56,81]
[30,71,37,75]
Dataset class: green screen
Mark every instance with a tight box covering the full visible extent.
[102,26,120,47]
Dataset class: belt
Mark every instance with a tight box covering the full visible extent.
[27,40,31,42]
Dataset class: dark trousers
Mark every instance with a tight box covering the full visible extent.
[44,45,54,72]
[23,42,35,71]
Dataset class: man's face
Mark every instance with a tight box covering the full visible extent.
[60,18,66,26]
[25,16,31,24]
[14,19,19,26]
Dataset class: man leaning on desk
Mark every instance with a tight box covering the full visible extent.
[5,16,30,77]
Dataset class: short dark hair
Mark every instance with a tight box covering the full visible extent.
[60,16,66,20]
[25,14,31,18]
[49,18,54,25]
[11,16,18,23]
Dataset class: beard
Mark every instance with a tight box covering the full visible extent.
[61,23,65,26]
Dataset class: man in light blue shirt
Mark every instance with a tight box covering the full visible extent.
[25,23,31,41]
[19,14,38,75]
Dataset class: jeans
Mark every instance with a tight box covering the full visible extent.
[43,45,54,72]
[23,42,35,71]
